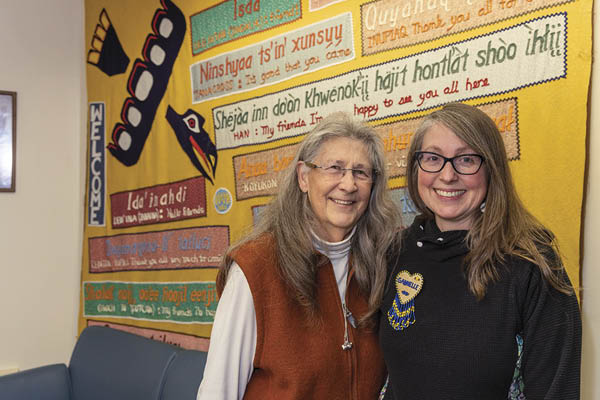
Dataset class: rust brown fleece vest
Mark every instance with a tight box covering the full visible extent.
[230,234,386,400]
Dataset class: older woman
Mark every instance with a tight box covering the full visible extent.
[198,112,399,399]
[379,103,581,399]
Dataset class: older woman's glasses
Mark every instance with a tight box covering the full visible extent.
[415,151,485,175]
[304,161,377,182]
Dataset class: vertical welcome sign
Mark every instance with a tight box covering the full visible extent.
[88,102,106,227]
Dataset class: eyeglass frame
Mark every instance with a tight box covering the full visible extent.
[303,161,378,182]
[414,151,485,175]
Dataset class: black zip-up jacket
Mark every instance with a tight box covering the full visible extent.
[379,216,581,400]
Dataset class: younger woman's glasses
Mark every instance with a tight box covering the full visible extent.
[415,151,485,175]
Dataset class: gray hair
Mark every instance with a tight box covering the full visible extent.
[218,112,401,322]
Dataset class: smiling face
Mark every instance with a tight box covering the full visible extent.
[417,123,488,232]
[297,137,373,242]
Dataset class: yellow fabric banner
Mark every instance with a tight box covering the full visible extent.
[81,0,591,347]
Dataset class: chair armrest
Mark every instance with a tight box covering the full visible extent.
[0,364,71,400]
[161,349,207,400]
[69,326,179,400]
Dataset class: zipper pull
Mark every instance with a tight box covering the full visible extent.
[345,306,357,329]
[341,303,354,350]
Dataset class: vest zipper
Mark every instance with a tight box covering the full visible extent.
[344,268,358,399]
[342,302,354,350]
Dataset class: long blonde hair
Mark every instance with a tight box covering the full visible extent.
[406,102,573,299]
[218,112,400,323]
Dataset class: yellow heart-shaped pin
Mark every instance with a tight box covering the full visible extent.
[394,270,424,304]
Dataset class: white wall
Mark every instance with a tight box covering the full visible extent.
[0,0,84,372]
[581,1,600,398]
